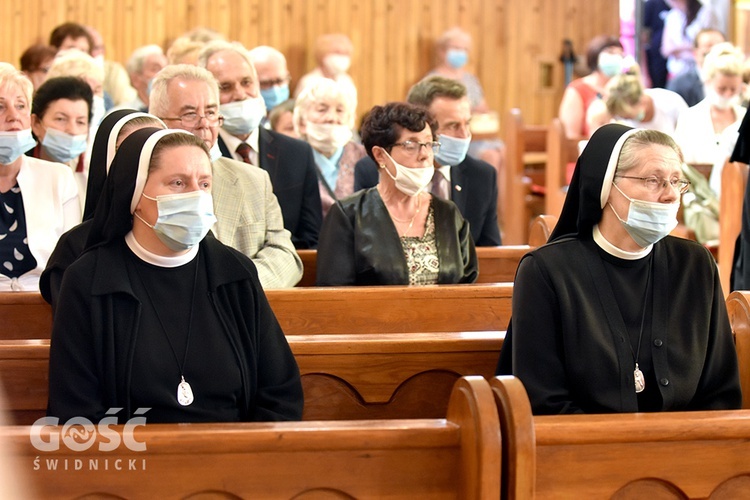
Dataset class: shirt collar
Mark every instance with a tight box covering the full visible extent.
[218,127,260,160]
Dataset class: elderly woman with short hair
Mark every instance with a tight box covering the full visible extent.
[0,65,80,291]
[293,78,366,217]
[316,101,477,286]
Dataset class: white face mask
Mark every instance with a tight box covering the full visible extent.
[706,88,739,110]
[220,96,266,136]
[305,122,352,155]
[135,190,217,252]
[91,95,106,127]
[609,183,679,248]
[323,54,351,75]
[380,150,434,197]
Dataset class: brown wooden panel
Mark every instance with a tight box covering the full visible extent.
[2,0,618,128]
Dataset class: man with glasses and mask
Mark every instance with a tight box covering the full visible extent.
[149,64,302,289]
[355,76,501,246]
[198,41,322,250]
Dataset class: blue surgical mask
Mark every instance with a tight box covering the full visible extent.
[136,190,217,252]
[0,129,37,165]
[609,183,679,248]
[598,52,623,78]
[435,134,471,166]
[41,127,88,163]
[260,84,290,112]
[220,97,266,136]
[446,49,468,69]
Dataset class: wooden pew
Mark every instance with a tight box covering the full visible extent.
[0,284,513,339]
[492,375,750,499]
[296,248,316,287]
[0,331,505,424]
[544,118,578,219]
[296,246,529,287]
[527,214,557,247]
[266,284,513,335]
[0,376,501,499]
[724,290,750,409]
[719,160,749,296]
[503,108,548,244]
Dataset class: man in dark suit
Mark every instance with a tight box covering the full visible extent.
[199,40,322,249]
[354,76,502,246]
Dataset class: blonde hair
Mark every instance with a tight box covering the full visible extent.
[604,69,643,117]
[0,64,34,105]
[293,78,356,135]
[702,42,745,82]
[166,36,205,65]
[47,50,104,85]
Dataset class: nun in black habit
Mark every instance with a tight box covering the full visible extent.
[497,123,741,414]
[39,109,164,310]
[48,127,303,423]
[729,109,750,291]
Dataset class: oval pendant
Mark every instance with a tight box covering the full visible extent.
[177,376,194,406]
[634,364,645,394]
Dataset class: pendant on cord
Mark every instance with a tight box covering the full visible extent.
[177,376,194,406]
[634,363,645,393]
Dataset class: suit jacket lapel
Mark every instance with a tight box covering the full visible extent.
[450,163,467,213]
[211,159,241,244]
[258,129,279,181]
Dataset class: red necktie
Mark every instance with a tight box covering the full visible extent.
[236,142,257,165]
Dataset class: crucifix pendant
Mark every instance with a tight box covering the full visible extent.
[177,376,194,406]
[634,363,645,393]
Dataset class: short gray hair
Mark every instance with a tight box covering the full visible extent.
[126,44,165,75]
[197,40,257,80]
[148,64,219,117]
[293,78,356,135]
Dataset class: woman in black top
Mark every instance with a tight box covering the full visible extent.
[48,128,303,423]
[498,124,741,414]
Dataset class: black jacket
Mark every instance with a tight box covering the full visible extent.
[316,188,478,285]
[354,155,502,246]
[48,233,303,423]
[218,129,322,249]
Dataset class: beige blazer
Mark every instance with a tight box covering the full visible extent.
[211,156,303,288]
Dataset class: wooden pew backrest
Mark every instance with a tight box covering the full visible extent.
[528,214,558,247]
[719,160,749,297]
[491,376,750,499]
[297,247,527,287]
[1,376,501,499]
[0,332,505,424]
[725,290,750,409]
[1,284,512,340]
[0,293,51,340]
[267,283,513,335]
[544,117,578,218]
[504,108,548,244]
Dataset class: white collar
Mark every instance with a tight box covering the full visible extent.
[437,164,451,182]
[592,225,652,260]
[125,231,199,267]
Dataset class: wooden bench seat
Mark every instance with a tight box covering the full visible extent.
[0,331,505,424]
[0,376,501,499]
[0,284,513,339]
[492,375,750,499]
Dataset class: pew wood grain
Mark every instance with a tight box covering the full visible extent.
[492,376,750,499]
[0,331,505,424]
[0,376,501,500]
[719,160,748,297]
[725,290,750,409]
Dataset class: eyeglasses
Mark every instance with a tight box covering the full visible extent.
[391,141,441,155]
[161,110,224,128]
[615,175,691,194]
[259,75,292,90]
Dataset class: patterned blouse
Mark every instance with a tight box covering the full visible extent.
[400,203,439,285]
[0,183,37,282]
